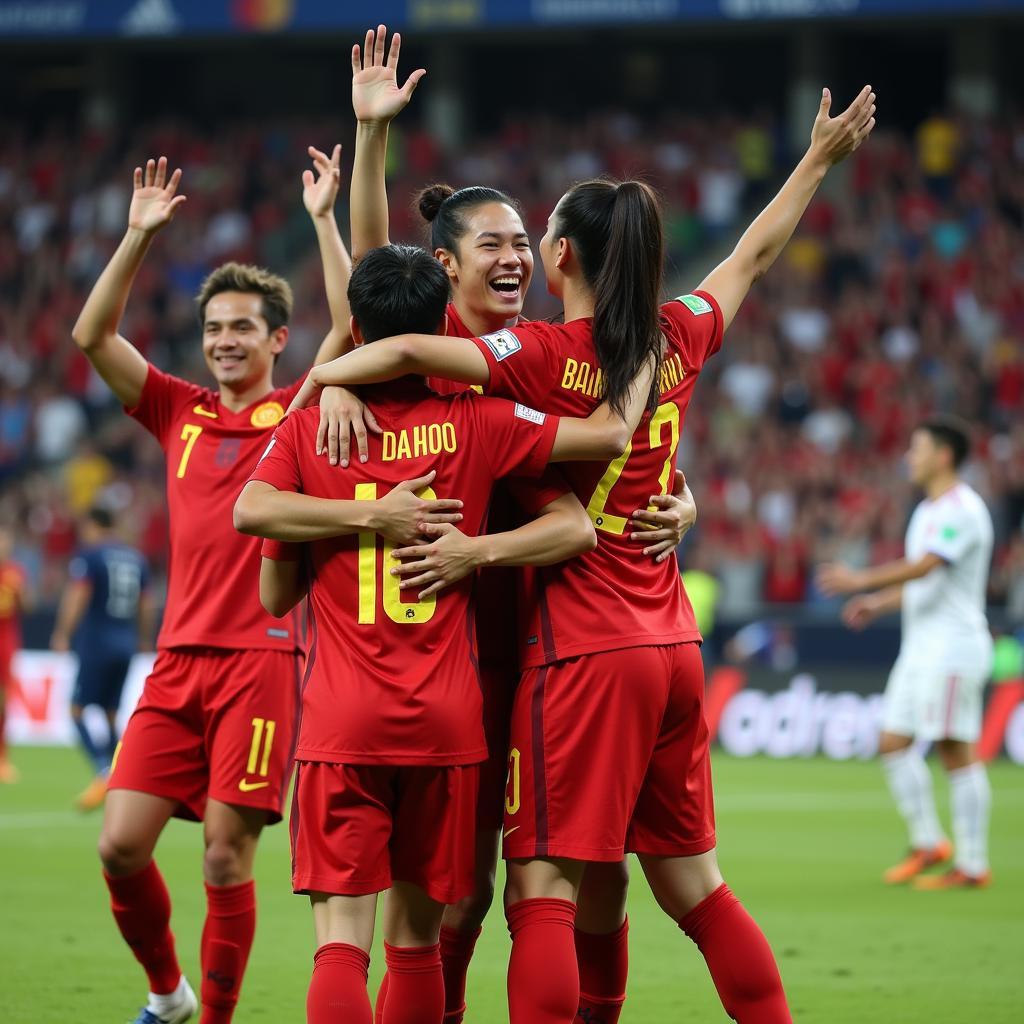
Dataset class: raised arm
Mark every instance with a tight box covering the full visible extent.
[699,86,876,332]
[71,157,187,407]
[350,25,426,257]
[303,144,354,364]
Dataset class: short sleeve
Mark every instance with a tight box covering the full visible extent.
[926,504,977,565]
[248,414,303,493]
[469,324,562,405]
[471,395,559,481]
[68,555,90,582]
[125,364,204,446]
[659,290,725,370]
[505,468,572,517]
[262,539,303,561]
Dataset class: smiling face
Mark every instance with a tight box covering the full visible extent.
[201,291,287,392]
[440,202,533,329]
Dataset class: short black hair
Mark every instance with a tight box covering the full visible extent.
[348,245,449,343]
[918,416,971,468]
[86,506,115,530]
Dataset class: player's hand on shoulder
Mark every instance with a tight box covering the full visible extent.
[374,471,464,547]
[302,144,343,220]
[390,522,479,599]
[128,156,186,234]
[317,386,382,467]
[351,24,426,125]
[628,471,697,563]
[809,85,876,168]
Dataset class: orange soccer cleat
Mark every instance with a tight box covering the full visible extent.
[882,839,953,884]
[75,774,108,812]
[0,760,19,784]
[914,868,992,891]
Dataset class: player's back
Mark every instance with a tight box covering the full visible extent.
[468,293,724,667]
[251,380,557,767]
[73,543,147,657]
[903,482,994,652]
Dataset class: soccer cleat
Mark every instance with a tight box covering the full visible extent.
[882,839,953,884]
[75,774,108,812]
[0,760,19,784]
[913,868,992,891]
[130,977,198,1024]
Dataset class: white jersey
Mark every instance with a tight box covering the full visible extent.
[901,482,993,659]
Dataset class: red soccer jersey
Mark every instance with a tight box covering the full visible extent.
[0,561,25,648]
[468,290,725,667]
[127,364,305,652]
[248,380,560,765]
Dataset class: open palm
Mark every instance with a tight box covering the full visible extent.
[810,85,877,167]
[128,156,186,233]
[351,24,425,124]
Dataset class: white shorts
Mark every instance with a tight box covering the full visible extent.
[882,647,991,743]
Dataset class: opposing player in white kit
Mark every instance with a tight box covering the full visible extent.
[818,418,994,889]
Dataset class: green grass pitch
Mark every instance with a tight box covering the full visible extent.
[2,746,1021,1022]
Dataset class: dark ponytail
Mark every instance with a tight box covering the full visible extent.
[414,183,521,255]
[554,179,664,416]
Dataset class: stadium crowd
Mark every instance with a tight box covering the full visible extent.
[1,108,1022,620]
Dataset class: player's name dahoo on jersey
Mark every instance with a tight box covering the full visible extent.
[382,421,458,462]
[560,351,687,400]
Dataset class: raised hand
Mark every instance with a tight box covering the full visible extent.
[128,156,186,234]
[351,24,426,126]
[302,144,342,219]
[809,85,877,167]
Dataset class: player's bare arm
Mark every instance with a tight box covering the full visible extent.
[71,156,187,408]
[817,551,945,596]
[137,588,157,651]
[390,492,596,599]
[234,471,463,546]
[49,580,92,653]
[304,143,354,364]
[841,585,903,631]
[259,555,306,618]
[629,469,698,563]
[350,25,425,257]
[698,85,876,332]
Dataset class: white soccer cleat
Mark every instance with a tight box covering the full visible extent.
[131,976,198,1024]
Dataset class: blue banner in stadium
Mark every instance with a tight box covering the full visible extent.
[1,0,1022,38]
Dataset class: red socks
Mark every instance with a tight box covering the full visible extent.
[574,917,628,1024]
[440,925,481,1023]
[308,943,372,1024]
[104,860,182,995]
[376,943,444,1024]
[199,880,256,1024]
[679,884,792,1024]
[507,898,579,1024]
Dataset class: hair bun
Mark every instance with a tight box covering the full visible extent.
[416,183,455,223]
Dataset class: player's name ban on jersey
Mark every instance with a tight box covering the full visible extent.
[382,422,458,462]
[560,351,687,400]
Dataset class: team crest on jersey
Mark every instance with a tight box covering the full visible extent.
[250,401,285,428]
[480,329,522,361]
[675,294,713,316]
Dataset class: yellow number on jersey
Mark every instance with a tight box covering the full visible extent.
[246,717,276,777]
[176,423,203,479]
[586,402,681,535]
[355,483,438,626]
[504,747,521,816]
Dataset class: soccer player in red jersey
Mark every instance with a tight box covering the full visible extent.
[233,242,655,1024]
[300,84,876,1023]
[338,29,695,1022]
[69,151,438,1024]
[0,526,28,784]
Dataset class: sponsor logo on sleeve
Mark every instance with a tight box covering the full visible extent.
[514,403,546,426]
[941,525,959,541]
[675,293,713,316]
[480,329,522,361]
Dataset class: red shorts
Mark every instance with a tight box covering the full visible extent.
[476,662,518,832]
[291,760,479,905]
[109,647,302,823]
[503,642,715,862]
